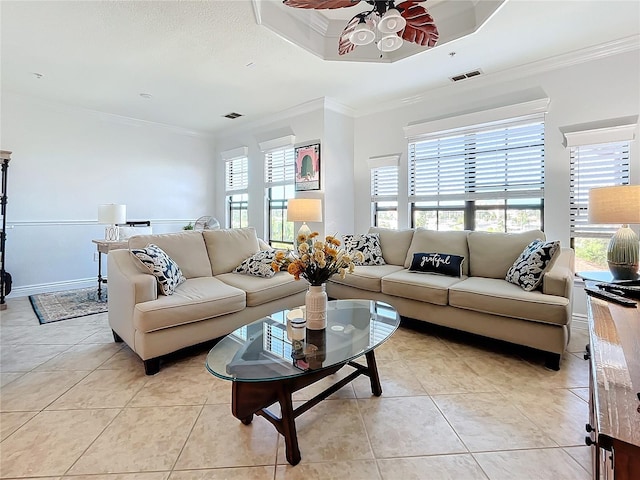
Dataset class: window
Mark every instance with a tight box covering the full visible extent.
[370,155,399,229]
[408,116,545,232]
[569,141,631,272]
[265,147,295,248]
[224,155,248,229]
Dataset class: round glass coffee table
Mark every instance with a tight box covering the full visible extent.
[206,299,399,465]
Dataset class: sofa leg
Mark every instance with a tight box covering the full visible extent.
[545,353,561,371]
[144,358,160,375]
[112,330,123,343]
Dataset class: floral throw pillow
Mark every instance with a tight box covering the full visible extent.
[505,240,560,291]
[130,244,186,295]
[234,250,279,278]
[343,233,386,266]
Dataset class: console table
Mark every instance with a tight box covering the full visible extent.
[585,293,640,479]
[92,239,127,300]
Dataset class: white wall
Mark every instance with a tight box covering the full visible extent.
[1,93,216,296]
[213,100,355,242]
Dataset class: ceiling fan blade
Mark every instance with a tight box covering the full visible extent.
[397,1,439,47]
[338,14,361,55]
[283,0,358,9]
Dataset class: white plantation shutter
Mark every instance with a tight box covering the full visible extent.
[265,147,295,187]
[225,156,248,193]
[570,141,631,238]
[371,165,398,202]
[409,117,545,203]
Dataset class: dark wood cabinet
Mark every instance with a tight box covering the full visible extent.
[586,294,640,479]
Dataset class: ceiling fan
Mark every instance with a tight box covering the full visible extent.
[282,0,439,56]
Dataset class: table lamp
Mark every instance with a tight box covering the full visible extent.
[588,185,640,280]
[287,198,322,245]
[98,204,127,241]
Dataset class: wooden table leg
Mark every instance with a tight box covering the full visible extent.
[365,350,382,396]
[277,384,301,466]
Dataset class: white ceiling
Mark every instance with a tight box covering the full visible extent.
[1,0,639,134]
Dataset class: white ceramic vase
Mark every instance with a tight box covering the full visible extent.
[305,284,327,330]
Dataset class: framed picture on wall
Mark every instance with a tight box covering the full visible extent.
[294,142,321,191]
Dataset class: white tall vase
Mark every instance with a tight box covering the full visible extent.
[305,284,327,330]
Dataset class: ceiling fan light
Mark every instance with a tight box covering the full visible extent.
[377,9,406,34]
[349,23,376,45]
[377,34,403,52]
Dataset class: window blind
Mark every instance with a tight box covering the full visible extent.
[371,165,398,202]
[225,156,248,193]
[409,118,545,203]
[265,147,295,187]
[570,141,630,238]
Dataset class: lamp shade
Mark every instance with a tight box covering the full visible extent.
[588,185,640,224]
[287,198,322,222]
[98,204,127,225]
[377,8,406,34]
[377,35,403,52]
[349,23,376,46]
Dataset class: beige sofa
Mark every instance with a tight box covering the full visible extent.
[327,227,575,370]
[107,227,307,374]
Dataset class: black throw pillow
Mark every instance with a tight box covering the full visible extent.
[409,252,465,277]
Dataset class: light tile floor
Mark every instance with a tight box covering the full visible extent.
[1,297,592,479]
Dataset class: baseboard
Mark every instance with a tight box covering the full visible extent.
[572,313,588,330]
[9,278,97,298]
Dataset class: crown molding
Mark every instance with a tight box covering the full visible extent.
[358,34,640,118]
[3,91,215,139]
[309,11,330,36]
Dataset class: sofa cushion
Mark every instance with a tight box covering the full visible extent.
[448,277,570,326]
[203,227,260,275]
[328,264,405,292]
[467,230,545,279]
[216,272,308,307]
[130,244,186,295]
[404,229,470,276]
[368,227,414,266]
[506,240,561,291]
[128,231,212,279]
[382,269,465,306]
[344,233,385,266]
[408,252,465,277]
[133,277,246,333]
[233,249,279,278]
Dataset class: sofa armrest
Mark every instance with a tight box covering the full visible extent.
[542,247,575,299]
[107,249,157,348]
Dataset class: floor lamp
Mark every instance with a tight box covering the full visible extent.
[287,198,322,246]
[588,185,640,280]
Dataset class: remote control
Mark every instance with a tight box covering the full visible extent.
[595,282,640,300]
[585,287,637,307]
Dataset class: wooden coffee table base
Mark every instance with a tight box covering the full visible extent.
[231,351,382,465]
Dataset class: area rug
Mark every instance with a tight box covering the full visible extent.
[29,287,108,324]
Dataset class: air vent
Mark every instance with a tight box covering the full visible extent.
[450,69,483,82]
[223,112,243,119]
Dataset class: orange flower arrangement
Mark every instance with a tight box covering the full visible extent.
[272,232,363,286]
